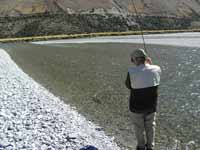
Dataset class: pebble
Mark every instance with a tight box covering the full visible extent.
[0,49,120,150]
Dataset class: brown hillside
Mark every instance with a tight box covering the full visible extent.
[0,0,200,17]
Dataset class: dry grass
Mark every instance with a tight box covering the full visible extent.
[0,29,200,43]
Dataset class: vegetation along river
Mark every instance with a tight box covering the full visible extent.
[1,41,200,150]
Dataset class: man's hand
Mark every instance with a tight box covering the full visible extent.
[145,57,153,65]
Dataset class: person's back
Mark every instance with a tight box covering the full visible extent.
[128,64,161,89]
[128,64,161,113]
[128,64,160,113]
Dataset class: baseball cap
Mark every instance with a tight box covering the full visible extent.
[131,48,148,58]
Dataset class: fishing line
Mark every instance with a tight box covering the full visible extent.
[130,0,147,52]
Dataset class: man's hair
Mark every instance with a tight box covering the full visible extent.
[135,57,145,65]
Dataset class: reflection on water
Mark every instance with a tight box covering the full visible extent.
[2,42,200,149]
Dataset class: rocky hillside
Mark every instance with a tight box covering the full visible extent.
[1,0,200,17]
[0,0,200,38]
[0,0,200,17]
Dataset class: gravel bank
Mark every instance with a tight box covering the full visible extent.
[0,48,120,150]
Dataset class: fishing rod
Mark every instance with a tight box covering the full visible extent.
[130,0,147,53]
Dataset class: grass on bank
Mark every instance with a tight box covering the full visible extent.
[0,28,200,43]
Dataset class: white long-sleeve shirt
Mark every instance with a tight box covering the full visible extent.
[128,64,161,89]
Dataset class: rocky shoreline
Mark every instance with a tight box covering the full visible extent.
[0,13,194,38]
[0,48,120,150]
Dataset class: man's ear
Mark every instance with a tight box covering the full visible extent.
[131,58,134,63]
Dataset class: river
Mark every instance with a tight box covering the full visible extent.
[1,32,200,150]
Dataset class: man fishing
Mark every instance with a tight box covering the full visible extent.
[125,49,161,150]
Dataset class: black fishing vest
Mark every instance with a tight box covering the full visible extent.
[129,86,158,113]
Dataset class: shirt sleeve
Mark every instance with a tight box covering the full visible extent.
[125,72,132,89]
[158,66,162,75]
